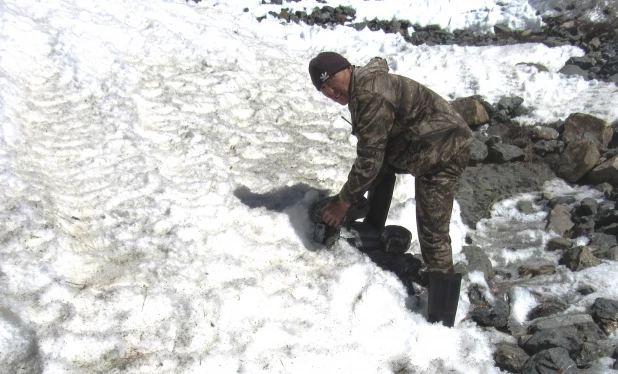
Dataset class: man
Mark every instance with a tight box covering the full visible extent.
[308,52,473,327]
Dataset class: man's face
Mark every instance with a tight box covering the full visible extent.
[320,67,351,106]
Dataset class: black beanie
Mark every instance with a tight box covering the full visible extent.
[308,52,351,91]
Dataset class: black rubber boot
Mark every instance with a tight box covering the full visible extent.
[363,172,396,230]
[427,272,462,327]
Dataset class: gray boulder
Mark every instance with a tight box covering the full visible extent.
[529,313,606,342]
[587,154,618,185]
[451,97,489,127]
[561,246,602,271]
[591,298,618,335]
[468,138,488,165]
[559,64,590,79]
[545,204,574,236]
[497,96,524,114]
[527,301,567,320]
[494,343,530,373]
[546,237,573,251]
[487,143,525,163]
[521,326,584,356]
[555,139,601,183]
[532,140,564,155]
[521,347,578,374]
[468,284,510,328]
[562,113,613,151]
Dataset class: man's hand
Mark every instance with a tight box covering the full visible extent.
[322,199,351,227]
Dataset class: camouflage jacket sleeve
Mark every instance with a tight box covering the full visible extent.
[339,92,394,204]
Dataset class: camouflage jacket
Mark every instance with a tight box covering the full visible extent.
[339,57,473,204]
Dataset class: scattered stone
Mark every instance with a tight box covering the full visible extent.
[587,154,618,185]
[529,313,606,343]
[590,298,618,334]
[559,64,590,79]
[560,246,602,271]
[451,97,489,127]
[548,195,577,208]
[494,343,530,373]
[577,286,596,296]
[555,139,601,183]
[520,347,578,374]
[527,301,567,320]
[462,245,494,280]
[574,341,604,368]
[468,139,489,165]
[594,246,618,261]
[533,140,565,156]
[468,284,510,328]
[521,326,584,356]
[546,237,573,251]
[487,143,525,163]
[531,126,560,140]
[516,62,549,72]
[517,200,536,214]
[545,204,574,236]
[518,265,556,278]
[562,113,614,151]
[588,232,618,251]
[575,197,599,217]
[497,96,524,115]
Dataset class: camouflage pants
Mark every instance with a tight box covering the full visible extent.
[416,147,470,273]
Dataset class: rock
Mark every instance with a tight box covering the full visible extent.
[546,237,573,251]
[561,246,602,271]
[451,97,489,127]
[521,326,584,356]
[494,343,530,373]
[456,162,557,228]
[532,139,564,155]
[562,113,613,151]
[520,347,578,374]
[574,341,604,368]
[487,143,525,163]
[559,64,590,79]
[497,96,524,114]
[555,139,601,183]
[571,216,595,237]
[468,284,510,328]
[594,246,618,261]
[463,245,494,279]
[516,62,549,72]
[590,37,601,49]
[577,286,595,295]
[517,200,536,214]
[527,301,567,320]
[587,154,618,185]
[518,265,556,278]
[575,197,599,217]
[529,313,606,343]
[494,24,511,34]
[468,138,488,165]
[566,56,597,70]
[590,298,618,334]
[595,209,618,229]
[545,204,574,236]
[548,195,576,208]
[588,232,618,251]
[532,126,560,140]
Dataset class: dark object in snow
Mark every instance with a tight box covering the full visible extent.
[521,326,584,356]
[380,225,412,254]
[468,284,510,328]
[546,237,573,251]
[590,298,618,334]
[560,246,602,271]
[527,301,567,320]
[494,343,530,373]
[520,347,578,374]
[427,272,462,327]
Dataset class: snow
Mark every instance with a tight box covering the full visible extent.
[0,0,617,372]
